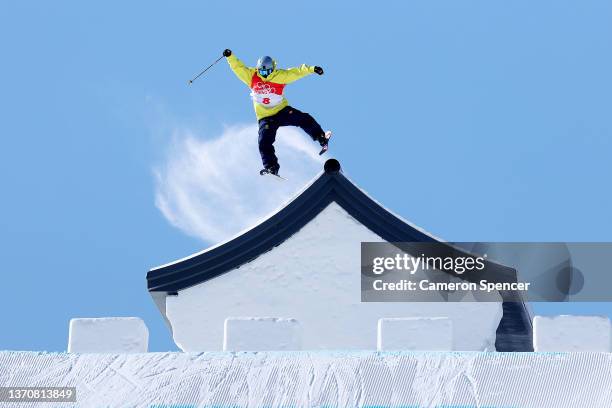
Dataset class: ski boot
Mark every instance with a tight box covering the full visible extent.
[318,131,333,155]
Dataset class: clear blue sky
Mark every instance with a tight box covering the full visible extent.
[1,1,611,352]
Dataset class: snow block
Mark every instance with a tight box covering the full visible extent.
[377,317,453,351]
[223,317,301,351]
[534,315,611,352]
[68,317,149,353]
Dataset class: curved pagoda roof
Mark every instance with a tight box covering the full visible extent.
[147,159,532,351]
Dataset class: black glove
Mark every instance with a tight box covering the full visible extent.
[223,49,232,57]
[314,66,324,75]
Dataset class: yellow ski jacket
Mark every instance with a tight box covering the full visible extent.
[226,54,315,120]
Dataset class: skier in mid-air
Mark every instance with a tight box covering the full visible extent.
[223,49,331,177]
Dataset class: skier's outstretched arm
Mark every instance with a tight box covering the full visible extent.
[223,49,254,86]
[275,64,324,84]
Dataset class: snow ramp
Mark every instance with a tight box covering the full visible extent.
[1,350,611,407]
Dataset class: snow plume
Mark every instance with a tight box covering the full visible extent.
[154,124,324,243]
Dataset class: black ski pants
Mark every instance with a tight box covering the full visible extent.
[257,106,324,169]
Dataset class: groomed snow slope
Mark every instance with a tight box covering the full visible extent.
[1,351,611,407]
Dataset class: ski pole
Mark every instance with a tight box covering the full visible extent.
[188,55,224,85]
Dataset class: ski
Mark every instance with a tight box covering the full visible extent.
[259,169,287,180]
[319,131,333,155]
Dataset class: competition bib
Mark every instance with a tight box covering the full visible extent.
[250,73,286,107]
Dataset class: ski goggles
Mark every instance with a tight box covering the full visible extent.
[258,67,274,77]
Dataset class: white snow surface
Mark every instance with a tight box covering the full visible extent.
[1,351,611,408]
[223,317,302,351]
[534,315,612,352]
[68,317,148,353]
[167,202,503,351]
[377,317,453,351]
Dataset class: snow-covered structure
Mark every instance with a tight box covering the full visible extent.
[68,317,149,353]
[377,317,453,351]
[147,159,532,352]
[534,315,612,352]
[223,317,302,351]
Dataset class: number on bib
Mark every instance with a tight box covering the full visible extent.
[262,98,270,105]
